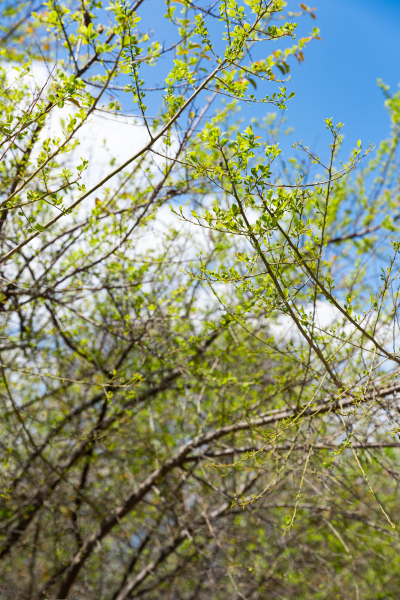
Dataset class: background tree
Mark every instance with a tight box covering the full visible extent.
[1,1,400,599]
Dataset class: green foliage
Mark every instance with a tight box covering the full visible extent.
[0,1,400,599]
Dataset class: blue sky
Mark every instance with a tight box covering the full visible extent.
[111,0,400,163]
[283,0,400,157]
[135,0,400,161]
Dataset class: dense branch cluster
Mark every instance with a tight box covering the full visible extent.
[1,1,400,598]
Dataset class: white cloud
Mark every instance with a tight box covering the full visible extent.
[5,60,156,201]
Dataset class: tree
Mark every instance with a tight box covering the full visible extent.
[1,1,400,598]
